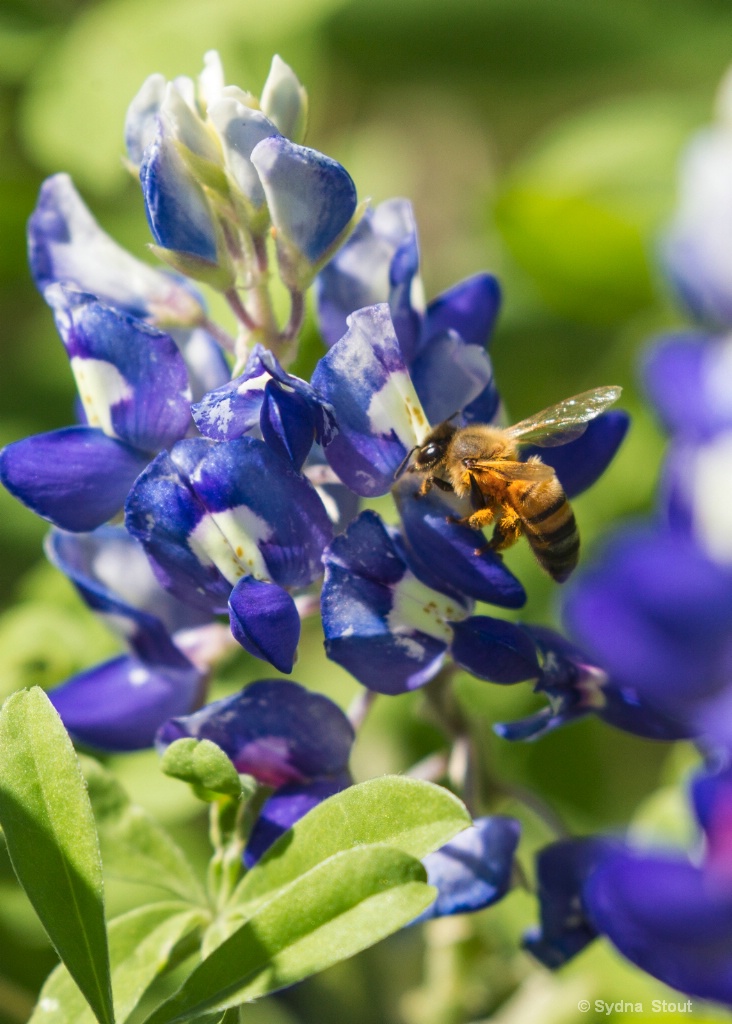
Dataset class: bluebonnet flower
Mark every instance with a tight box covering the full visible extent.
[562,328,732,747]
[530,761,732,1007]
[310,299,627,693]
[662,67,732,328]
[157,680,520,920]
[0,286,197,531]
[43,526,217,750]
[125,435,333,673]
[157,679,354,866]
[127,50,360,300]
[416,815,520,922]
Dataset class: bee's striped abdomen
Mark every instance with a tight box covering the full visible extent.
[511,479,579,583]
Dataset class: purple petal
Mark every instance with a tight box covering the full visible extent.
[643,332,732,440]
[124,450,233,614]
[524,838,615,969]
[450,616,540,684]
[244,774,350,867]
[424,273,501,350]
[321,511,459,695]
[523,411,629,500]
[170,326,231,405]
[260,381,315,471]
[28,174,202,323]
[388,229,422,364]
[586,850,732,1003]
[157,679,354,787]
[208,101,280,211]
[563,528,732,720]
[394,476,526,608]
[417,816,520,921]
[48,287,192,453]
[228,577,300,674]
[691,764,732,874]
[140,124,218,262]
[50,654,204,752]
[660,128,732,329]
[410,331,495,427]
[316,198,417,347]
[311,304,430,496]
[1,427,149,532]
[173,436,332,589]
[251,136,357,264]
[46,526,208,640]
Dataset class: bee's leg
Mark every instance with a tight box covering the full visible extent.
[432,477,454,493]
[448,506,495,530]
[416,476,433,498]
[474,507,522,557]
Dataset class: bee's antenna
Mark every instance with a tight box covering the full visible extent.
[446,410,460,423]
[394,446,418,480]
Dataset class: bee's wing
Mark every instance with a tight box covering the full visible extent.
[504,386,622,448]
[472,460,555,482]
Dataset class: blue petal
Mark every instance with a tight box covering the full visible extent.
[140,124,218,262]
[192,344,336,446]
[410,330,494,426]
[169,326,231,405]
[524,411,629,499]
[157,679,354,787]
[228,576,300,674]
[450,616,540,684]
[424,273,501,350]
[260,381,316,471]
[208,100,280,211]
[316,198,417,347]
[1,427,149,532]
[691,763,732,870]
[394,477,526,608]
[124,450,233,614]
[173,436,333,589]
[586,849,732,1003]
[192,361,269,441]
[46,526,208,642]
[48,288,192,453]
[50,654,204,752]
[311,304,430,496]
[124,73,167,166]
[388,229,423,364]
[251,136,357,263]
[417,816,520,921]
[643,332,732,441]
[28,174,203,323]
[563,528,732,723]
[244,773,351,867]
[321,512,458,695]
[524,838,614,969]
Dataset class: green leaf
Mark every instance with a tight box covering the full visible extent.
[143,845,433,1023]
[29,902,208,1024]
[160,739,244,800]
[230,775,470,914]
[0,688,114,1024]
[81,757,206,905]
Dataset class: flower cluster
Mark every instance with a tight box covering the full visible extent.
[521,68,732,1004]
[1,51,642,948]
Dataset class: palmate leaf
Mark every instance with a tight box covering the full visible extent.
[0,688,113,1024]
[80,756,206,903]
[142,845,434,1023]
[230,775,471,916]
[29,902,208,1024]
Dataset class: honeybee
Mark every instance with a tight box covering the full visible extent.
[398,386,622,583]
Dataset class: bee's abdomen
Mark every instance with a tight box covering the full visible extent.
[517,484,579,583]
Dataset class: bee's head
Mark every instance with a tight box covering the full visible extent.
[411,421,457,473]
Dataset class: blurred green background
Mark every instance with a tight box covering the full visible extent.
[2,0,732,1021]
